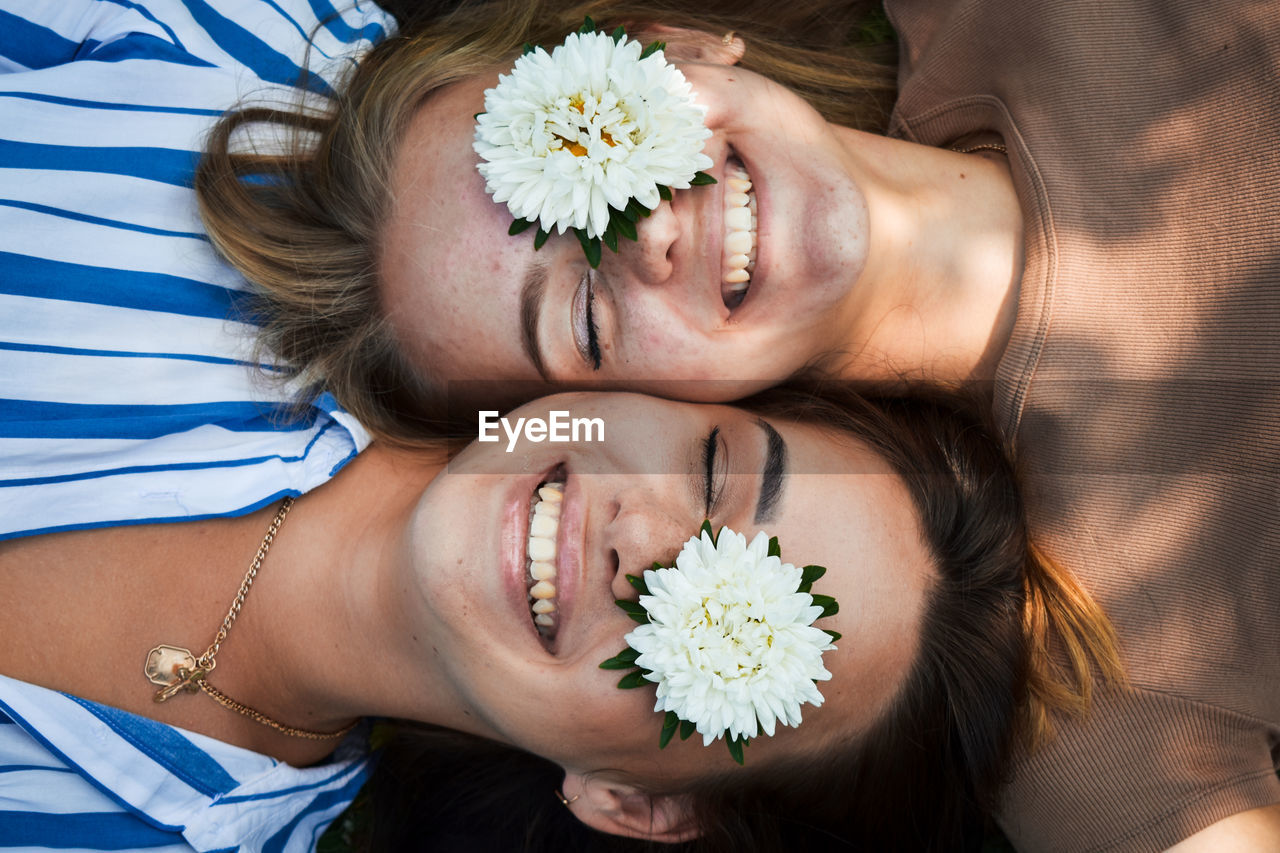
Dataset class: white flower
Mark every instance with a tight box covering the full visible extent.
[624,527,836,747]
[473,30,712,239]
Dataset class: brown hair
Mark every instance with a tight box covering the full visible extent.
[353,384,1121,852]
[194,0,896,444]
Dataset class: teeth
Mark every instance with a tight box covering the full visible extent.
[724,207,752,232]
[527,478,566,641]
[527,536,555,562]
[529,512,557,538]
[725,230,753,255]
[722,157,757,308]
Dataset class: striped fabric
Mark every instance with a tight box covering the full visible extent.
[0,675,370,852]
[0,0,391,541]
[0,2,392,848]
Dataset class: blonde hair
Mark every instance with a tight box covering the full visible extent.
[194,0,896,443]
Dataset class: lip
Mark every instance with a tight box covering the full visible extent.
[504,461,565,652]
[551,471,583,655]
[710,150,732,322]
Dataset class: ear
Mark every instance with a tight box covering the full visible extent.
[638,25,745,66]
[561,770,700,843]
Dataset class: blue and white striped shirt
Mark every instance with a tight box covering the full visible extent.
[0,1,393,848]
[0,0,391,541]
[0,674,370,852]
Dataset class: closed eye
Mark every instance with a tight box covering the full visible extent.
[702,426,727,517]
[572,269,602,370]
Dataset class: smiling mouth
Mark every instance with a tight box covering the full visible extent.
[526,468,566,642]
[721,155,758,310]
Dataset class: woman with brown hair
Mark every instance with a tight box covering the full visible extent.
[195,0,1280,848]
[0,384,1117,852]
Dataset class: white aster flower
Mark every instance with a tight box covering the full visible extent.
[473,29,713,239]
[624,527,836,748]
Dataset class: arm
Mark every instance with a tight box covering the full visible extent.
[1165,804,1280,853]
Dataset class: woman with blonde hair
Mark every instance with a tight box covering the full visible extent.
[194,0,1280,849]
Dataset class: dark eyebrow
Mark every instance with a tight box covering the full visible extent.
[519,259,551,381]
[753,418,787,524]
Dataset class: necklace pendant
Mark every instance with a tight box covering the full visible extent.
[153,665,207,702]
[145,644,196,690]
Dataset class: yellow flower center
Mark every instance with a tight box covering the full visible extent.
[554,100,619,157]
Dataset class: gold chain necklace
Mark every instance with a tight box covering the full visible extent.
[143,497,356,741]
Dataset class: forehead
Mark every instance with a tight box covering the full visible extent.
[705,414,933,752]
[379,72,543,382]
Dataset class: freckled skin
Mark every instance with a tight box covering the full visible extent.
[379,60,873,396]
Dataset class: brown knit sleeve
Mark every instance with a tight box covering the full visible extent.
[999,688,1280,853]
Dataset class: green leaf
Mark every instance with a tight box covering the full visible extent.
[823,629,843,643]
[611,25,626,43]
[658,711,679,749]
[651,561,664,572]
[578,16,596,34]
[625,573,650,595]
[679,719,696,740]
[601,227,618,253]
[574,229,602,268]
[801,564,827,586]
[726,735,747,765]
[657,184,672,202]
[521,42,536,56]
[533,227,549,250]
[810,594,839,618]
[473,112,484,120]
[617,669,649,689]
[615,599,650,624]
[639,40,665,59]
[599,647,640,669]
[798,564,826,591]
[699,519,714,540]
[613,214,637,241]
[689,170,717,186]
[622,199,643,222]
[508,218,534,236]
[768,536,781,558]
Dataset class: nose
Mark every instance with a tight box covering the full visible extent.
[613,199,679,286]
[602,484,689,601]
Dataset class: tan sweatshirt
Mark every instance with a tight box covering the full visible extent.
[884,1,1280,850]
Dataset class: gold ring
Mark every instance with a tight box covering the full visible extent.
[556,788,580,806]
[721,31,736,46]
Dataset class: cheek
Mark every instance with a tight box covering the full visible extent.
[500,671,658,766]
[614,304,720,378]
